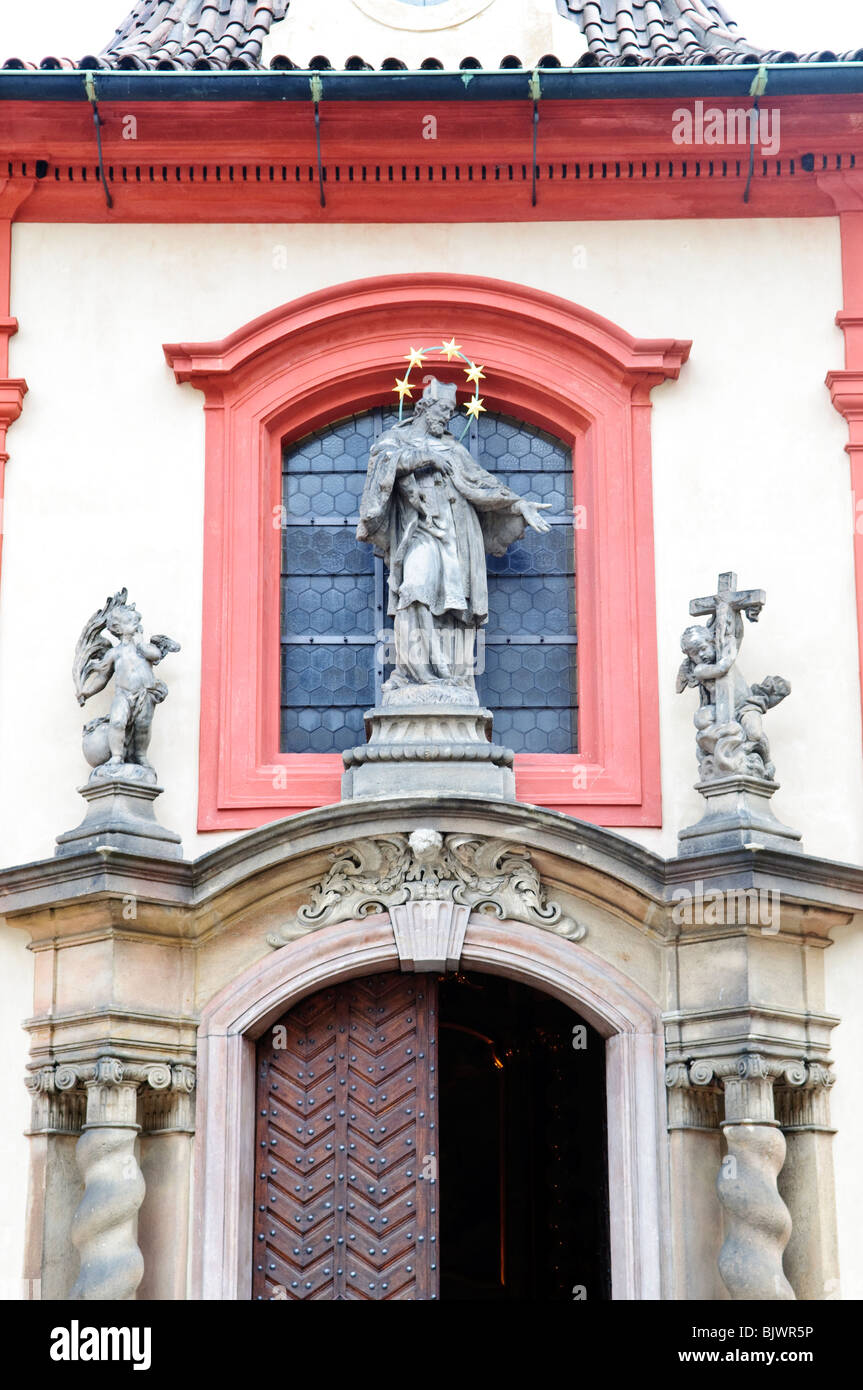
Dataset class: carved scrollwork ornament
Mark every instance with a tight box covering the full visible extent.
[664,1061,722,1131]
[269,828,584,948]
[143,1063,173,1091]
[684,1053,814,1089]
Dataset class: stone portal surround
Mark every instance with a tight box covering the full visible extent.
[5,797,855,1301]
[193,909,666,1302]
[26,1058,195,1301]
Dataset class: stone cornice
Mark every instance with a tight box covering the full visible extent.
[1,795,863,944]
[663,1003,840,1072]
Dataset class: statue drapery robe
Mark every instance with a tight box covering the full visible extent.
[358,421,531,621]
[356,419,534,689]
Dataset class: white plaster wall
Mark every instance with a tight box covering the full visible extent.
[0,925,34,1297]
[825,925,863,1299]
[1,216,853,866]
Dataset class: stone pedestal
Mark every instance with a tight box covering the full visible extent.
[677,775,802,857]
[55,778,182,859]
[341,703,515,800]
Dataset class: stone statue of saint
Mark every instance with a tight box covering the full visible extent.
[73,588,180,783]
[357,378,551,703]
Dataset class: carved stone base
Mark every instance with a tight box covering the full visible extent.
[341,704,516,800]
[382,681,479,709]
[55,779,182,859]
[677,775,802,857]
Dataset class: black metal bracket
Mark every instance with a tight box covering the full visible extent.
[83,72,114,210]
[743,65,768,205]
[529,70,542,208]
[310,74,326,209]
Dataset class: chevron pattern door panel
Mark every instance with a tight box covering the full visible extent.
[253,973,439,1300]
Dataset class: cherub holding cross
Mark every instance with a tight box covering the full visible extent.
[676,572,790,782]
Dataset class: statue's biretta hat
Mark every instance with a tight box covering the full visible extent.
[421,377,458,412]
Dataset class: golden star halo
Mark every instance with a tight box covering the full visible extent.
[392,339,487,438]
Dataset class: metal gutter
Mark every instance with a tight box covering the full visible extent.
[0,62,862,102]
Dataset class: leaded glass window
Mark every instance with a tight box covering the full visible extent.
[280,409,577,754]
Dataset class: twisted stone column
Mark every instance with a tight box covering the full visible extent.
[69,1058,147,1300]
[691,1055,796,1301]
[64,1058,179,1301]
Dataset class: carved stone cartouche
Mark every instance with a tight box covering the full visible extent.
[268,828,584,948]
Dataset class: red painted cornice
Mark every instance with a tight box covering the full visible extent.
[165,273,691,386]
[2,96,862,222]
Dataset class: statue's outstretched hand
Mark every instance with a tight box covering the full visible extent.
[517,499,552,533]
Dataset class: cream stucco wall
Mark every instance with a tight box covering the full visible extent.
[1,216,854,865]
[1,213,861,1296]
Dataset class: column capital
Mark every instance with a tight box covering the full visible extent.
[25,1057,197,1136]
[774,1061,837,1133]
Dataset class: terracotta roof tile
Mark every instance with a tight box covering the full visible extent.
[556,0,762,65]
[99,0,290,71]
[1,0,861,71]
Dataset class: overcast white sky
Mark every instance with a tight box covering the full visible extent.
[734,0,861,52]
[0,0,860,61]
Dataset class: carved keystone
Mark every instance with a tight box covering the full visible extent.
[390,900,469,973]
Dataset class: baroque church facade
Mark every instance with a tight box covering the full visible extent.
[0,0,862,1303]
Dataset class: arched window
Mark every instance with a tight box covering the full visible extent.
[280,410,577,755]
[165,273,688,829]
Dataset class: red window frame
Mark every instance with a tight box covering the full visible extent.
[164,273,689,830]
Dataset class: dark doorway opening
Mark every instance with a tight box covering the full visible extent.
[437,971,611,1302]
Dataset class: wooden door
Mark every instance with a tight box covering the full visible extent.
[253,973,439,1300]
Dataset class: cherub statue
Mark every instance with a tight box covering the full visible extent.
[73,589,180,783]
[676,609,790,781]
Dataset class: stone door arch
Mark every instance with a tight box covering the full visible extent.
[192,912,667,1300]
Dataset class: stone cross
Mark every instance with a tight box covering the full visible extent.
[688,571,766,726]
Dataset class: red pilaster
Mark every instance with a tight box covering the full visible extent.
[821,174,863,745]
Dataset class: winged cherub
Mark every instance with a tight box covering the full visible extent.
[73,588,180,783]
[675,615,790,781]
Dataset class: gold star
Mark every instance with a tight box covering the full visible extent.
[405,347,425,370]
[393,375,413,401]
[464,396,486,420]
[464,362,485,387]
[441,337,462,361]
